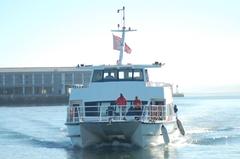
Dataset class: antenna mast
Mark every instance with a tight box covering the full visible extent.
[112,6,136,65]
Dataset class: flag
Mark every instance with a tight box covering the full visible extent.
[113,34,122,51]
[124,43,132,54]
[113,34,132,53]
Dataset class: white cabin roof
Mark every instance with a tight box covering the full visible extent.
[86,62,164,70]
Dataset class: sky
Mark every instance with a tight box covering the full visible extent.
[0,0,240,93]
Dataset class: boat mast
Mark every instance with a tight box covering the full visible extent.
[112,6,136,65]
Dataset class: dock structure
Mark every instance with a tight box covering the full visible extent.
[0,66,92,106]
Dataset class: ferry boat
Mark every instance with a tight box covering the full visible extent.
[65,7,185,148]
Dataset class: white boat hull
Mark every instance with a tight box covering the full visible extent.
[66,120,177,148]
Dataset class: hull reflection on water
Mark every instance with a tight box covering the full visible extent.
[66,146,175,159]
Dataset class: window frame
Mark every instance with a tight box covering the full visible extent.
[92,68,144,82]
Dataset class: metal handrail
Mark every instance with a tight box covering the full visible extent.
[66,104,173,123]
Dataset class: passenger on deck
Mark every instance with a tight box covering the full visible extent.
[116,93,127,117]
[106,105,115,116]
[133,96,142,116]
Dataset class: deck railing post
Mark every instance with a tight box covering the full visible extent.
[99,105,102,121]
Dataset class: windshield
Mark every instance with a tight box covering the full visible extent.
[92,68,144,82]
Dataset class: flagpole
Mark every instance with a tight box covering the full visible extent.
[112,6,136,65]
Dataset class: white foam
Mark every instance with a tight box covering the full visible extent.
[187,127,211,134]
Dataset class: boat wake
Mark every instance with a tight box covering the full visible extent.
[191,135,240,145]
[184,126,240,146]
[0,128,71,149]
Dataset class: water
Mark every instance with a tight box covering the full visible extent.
[1,95,240,159]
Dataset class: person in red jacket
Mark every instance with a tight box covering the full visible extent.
[116,93,127,106]
[133,96,141,109]
[116,93,127,118]
[133,96,142,116]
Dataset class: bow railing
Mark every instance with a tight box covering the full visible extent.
[66,104,174,123]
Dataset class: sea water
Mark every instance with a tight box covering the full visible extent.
[0,94,240,159]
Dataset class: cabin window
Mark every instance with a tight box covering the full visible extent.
[151,101,165,105]
[126,70,133,79]
[85,102,99,116]
[92,68,144,82]
[118,69,133,80]
[92,70,103,82]
[118,71,124,79]
[104,69,117,80]
[133,69,143,80]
